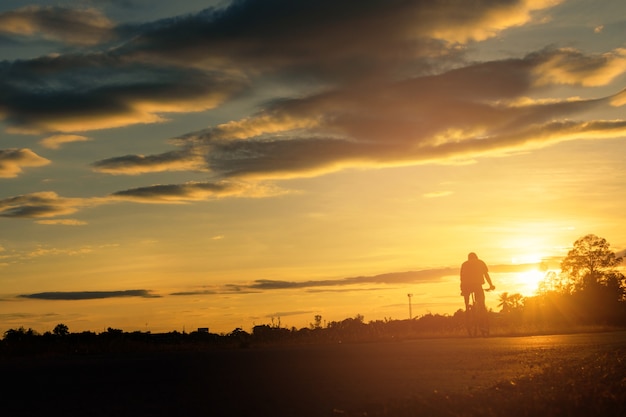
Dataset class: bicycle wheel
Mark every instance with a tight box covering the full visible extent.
[465,306,479,337]
[478,309,489,337]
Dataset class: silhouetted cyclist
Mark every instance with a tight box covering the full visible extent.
[460,252,495,312]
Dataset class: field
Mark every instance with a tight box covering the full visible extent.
[3,331,625,416]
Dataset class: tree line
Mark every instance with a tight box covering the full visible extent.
[2,234,624,355]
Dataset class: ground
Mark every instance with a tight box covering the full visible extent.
[2,331,625,416]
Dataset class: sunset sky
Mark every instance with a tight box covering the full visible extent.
[1,0,625,335]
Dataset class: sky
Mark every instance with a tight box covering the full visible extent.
[1,0,625,335]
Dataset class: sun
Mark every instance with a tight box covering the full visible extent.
[515,268,546,296]
[509,253,550,296]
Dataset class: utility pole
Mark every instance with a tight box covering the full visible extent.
[407,293,413,319]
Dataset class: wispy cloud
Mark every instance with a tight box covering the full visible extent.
[91,149,207,175]
[247,269,457,290]
[0,6,114,45]
[24,245,93,258]
[0,148,50,178]
[532,47,626,87]
[39,134,91,150]
[173,268,458,296]
[111,180,287,203]
[0,192,100,218]
[171,262,549,296]
[0,181,286,218]
[19,289,160,300]
[35,219,88,226]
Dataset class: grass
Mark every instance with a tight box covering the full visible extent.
[340,347,626,417]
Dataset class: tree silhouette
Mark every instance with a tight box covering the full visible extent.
[53,323,69,337]
[510,293,523,309]
[561,234,624,294]
[498,293,523,313]
[498,292,512,313]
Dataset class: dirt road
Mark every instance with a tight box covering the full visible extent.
[4,331,626,416]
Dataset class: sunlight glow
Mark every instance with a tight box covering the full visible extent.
[514,268,547,296]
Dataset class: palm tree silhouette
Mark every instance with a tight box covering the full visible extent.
[498,292,512,313]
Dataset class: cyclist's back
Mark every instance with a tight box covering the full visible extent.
[460,252,494,310]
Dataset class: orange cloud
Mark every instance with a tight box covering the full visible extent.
[35,219,88,226]
[423,0,563,43]
[533,48,626,87]
[39,134,91,150]
[92,150,208,175]
[0,148,50,178]
[111,181,287,203]
[0,192,98,218]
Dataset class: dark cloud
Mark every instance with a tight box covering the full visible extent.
[0,57,244,133]
[19,289,160,300]
[118,0,557,77]
[0,0,562,134]
[247,268,457,290]
[170,262,560,296]
[169,268,456,297]
[170,289,218,296]
[0,192,94,218]
[264,310,313,318]
[92,149,206,175]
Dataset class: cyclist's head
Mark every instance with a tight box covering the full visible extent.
[468,252,478,260]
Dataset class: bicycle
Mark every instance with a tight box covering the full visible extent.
[465,287,493,337]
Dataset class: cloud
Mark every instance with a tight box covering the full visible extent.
[0,6,114,45]
[0,0,562,135]
[91,149,207,175]
[131,49,620,181]
[19,289,160,300]
[0,181,284,219]
[111,180,287,203]
[247,268,458,291]
[0,148,50,178]
[170,289,219,296]
[170,268,458,296]
[39,134,91,150]
[118,0,561,75]
[0,191,97,218]
[533,47,626,87]
[264,310,313,319]
[0,1,624,221]
[35,219,88,226]
[24,246,93,258]
[171,261,552,297]
[0,57,244,134]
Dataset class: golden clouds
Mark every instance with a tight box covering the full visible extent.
[425,0,563,43]
[0,191,98,218]
[533,48,626,87]
[40,134,91,150]
[0,0,625,222]
[111,181,287,203]
[0,148,50,178]
[91,150,208,175]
